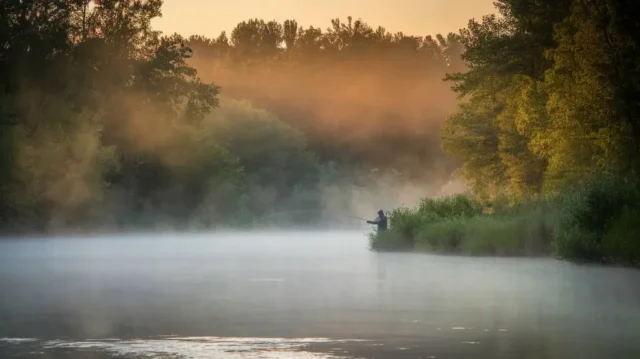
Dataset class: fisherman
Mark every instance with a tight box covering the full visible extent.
[367,209,388,232]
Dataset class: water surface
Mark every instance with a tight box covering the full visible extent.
[1,231,639,358]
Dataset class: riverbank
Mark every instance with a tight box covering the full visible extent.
[369,174,640,267]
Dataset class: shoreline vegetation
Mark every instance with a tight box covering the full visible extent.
[369,174,640,267]
[1,1,639,268]
[0,2,463,236]
[367,0,640,268]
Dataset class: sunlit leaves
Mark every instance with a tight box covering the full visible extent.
[443,0,578,199]
[444,0,639,199]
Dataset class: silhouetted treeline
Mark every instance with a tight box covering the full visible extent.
[0,1,461,235]
[185,16,465,180]
[4,0,638,250]
[0,0,232,233]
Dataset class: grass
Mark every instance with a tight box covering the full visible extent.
[369,174,640,266]
[414,206,555,256]
[369,194,556,256]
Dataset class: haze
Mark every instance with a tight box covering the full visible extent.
[153,0,496,38]
[2,1,640,359]
[2,233,640,358]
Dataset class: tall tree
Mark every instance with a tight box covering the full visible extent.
[443,0,571,198]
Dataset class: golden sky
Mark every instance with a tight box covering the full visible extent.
[152,0,496,38]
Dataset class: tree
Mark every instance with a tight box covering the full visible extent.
[189,17,464,180]
[0,0,228,233]
[442,0,571,198]
[205,98,321,216]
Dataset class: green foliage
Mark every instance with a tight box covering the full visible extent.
[369,193,483,251]
[0,0,228,233]
[433,0,640,266]
[443,0,640,196]
[442,1,571,199]
[417,193,483,218]
[441,0,640,197]
[387,207,431,243]
[554,174,640,265]
[2,1,477,234]
[2,0,640,260]
[414,219,466,253]
[371,194,557,256]
[204,97,323,217]
[367,230,413,252]
[371,173,640,266]
[602,208,640,267]
[186,17,465,178]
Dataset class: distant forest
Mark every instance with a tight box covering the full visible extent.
[1,0,639,235]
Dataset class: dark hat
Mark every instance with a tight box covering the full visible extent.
[377,209,384,215]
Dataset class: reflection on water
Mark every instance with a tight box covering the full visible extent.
[1,231,640,359]
[1,336,361,359]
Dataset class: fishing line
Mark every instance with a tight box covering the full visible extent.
[251,209,369,225]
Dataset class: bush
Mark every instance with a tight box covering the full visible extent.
[204,97,323,218]
[369,193,557,257]
[414,203,556,256]
[369,173,640,267]
[414,218,466,253]
[417,193,483,218]
[368,230,414,251]
[554,173,640,265]
[602,207,640,266]
[369,193,483,251]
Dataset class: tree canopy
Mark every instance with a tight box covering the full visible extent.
[2,0,640,235]
[0,1,464,234]
[443,0,640,199]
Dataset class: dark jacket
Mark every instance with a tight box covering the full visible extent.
[368,214,388,231]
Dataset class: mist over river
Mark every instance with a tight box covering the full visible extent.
[1,231,640,358]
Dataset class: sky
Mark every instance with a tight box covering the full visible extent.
[152,0,497,39]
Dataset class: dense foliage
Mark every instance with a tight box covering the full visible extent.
[554,174,640,266]
[443,0,640,198]
[0,1,461,235]
[369,194,556,256]
[3,1,639,266]
[370,176,639,266]
[0,0,244,233]
[370,0,640,266]
[185,16,465,181]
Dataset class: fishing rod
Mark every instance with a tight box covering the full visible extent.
[346,215,368,221]
[250,209,369,225]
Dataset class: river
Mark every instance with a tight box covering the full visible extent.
[1,231,639,358]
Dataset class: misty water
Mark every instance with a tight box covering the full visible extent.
[1,231,640,359]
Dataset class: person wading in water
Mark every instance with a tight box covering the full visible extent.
[367,209,388,231]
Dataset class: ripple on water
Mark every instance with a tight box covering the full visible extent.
[0,338,37,343]
[3,337,365,359]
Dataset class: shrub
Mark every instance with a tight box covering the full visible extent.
[601,207,640,266]
[417,193,483,218]
[370,193,557,257]
[554,173,640,264]
[369,193,483,251]
[413,203,556,256]
[370,173,640,267]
